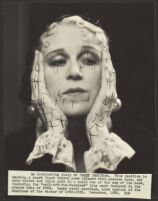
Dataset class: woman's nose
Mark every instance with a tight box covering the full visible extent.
[66,60,83,80]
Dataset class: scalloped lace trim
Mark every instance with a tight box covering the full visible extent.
[84,132,135,172]
[26,128,76,171]
[26,130,135,173]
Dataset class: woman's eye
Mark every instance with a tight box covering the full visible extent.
[80,52,99,66]
[47,55,67,67]
[50,59,66,66]
[82,58,96,65]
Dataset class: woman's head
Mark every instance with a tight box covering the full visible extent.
[37,15,109,117]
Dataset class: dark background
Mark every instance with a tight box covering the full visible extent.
[2,1,157,201]
[3,1,155,136]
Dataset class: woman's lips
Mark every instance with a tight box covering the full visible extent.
[63,87,86,94]
[62,88,89,101]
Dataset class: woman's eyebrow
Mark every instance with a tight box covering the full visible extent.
[81,45,101,54]
[78,46,101,59]
[45,48,68,59]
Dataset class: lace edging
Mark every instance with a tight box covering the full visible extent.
[26,129,76,171]
[84,132,135,173]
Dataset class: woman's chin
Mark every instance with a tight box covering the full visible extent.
[58,101,90,117]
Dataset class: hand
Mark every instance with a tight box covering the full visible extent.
[86,46,120,146]
[31,50,67,132]
[85,46,135,172]
[26,50,76,170]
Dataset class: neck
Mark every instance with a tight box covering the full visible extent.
[67,116,90,172]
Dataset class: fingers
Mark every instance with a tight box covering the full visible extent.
[30,51,46,127]
[36,51,55,127]
[101,47,117,97]
[37,51,55,108]
[31,50,39,102]
[37,51,48,96]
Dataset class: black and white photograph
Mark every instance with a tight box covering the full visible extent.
[2,0,158,200]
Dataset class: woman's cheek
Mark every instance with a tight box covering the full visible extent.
[87,64,101,89]
[84,65,101,105]
[44,67,53,90]
[44,67,60,98]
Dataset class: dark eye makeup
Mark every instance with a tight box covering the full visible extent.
[45,48,101,67]
[46,53,68,67]
[47,55,66,66]
[79,50,101,66]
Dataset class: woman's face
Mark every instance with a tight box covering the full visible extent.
[41,24,102,117]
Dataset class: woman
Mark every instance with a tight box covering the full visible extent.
[5,15,154,174]
[23,15,135,173]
